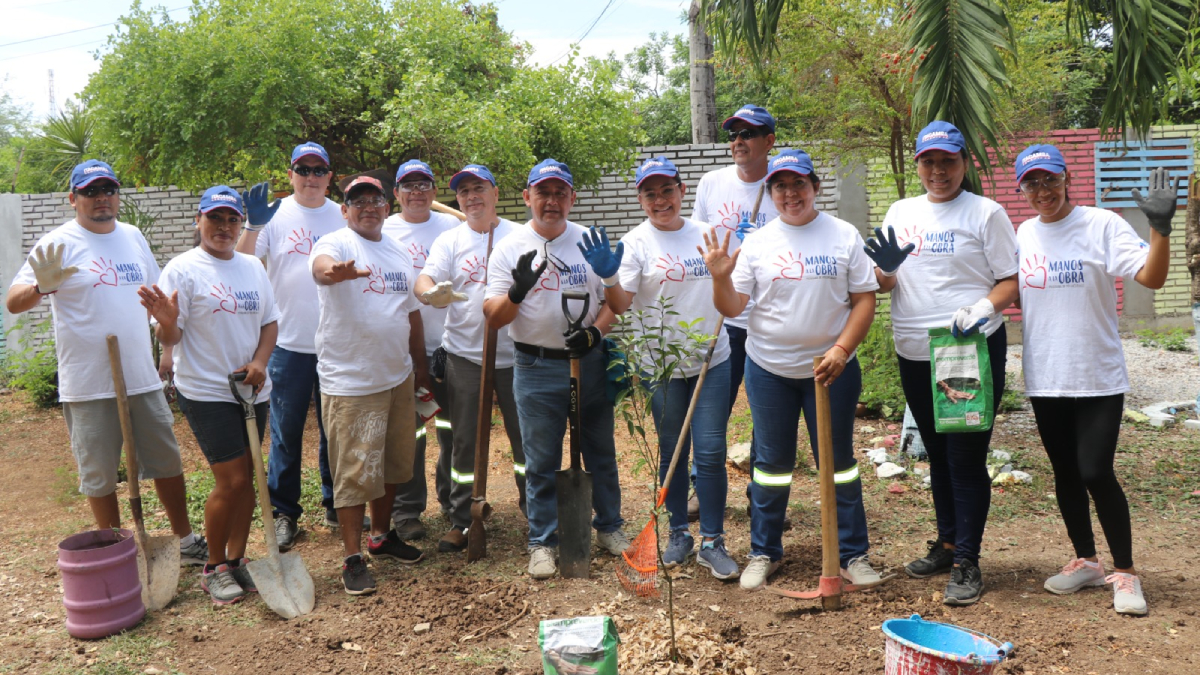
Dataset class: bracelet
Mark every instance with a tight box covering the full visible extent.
[35,284,55,296]
[833,343,850,357]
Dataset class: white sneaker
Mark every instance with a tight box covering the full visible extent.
[841,555,882,585]
[528,546,557,580]
[1044,558,1107,595]
[596,529,630,556]
[1106,573,1148,616]
[739,554,780,591]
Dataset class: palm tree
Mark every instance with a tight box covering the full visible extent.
[40,101,94,189]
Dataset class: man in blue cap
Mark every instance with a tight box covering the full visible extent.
[6,160,207,564]
[235,141,346,549]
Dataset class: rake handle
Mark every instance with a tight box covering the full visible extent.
[657,315,725,507]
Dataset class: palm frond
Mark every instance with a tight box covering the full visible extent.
[700,0,793,62]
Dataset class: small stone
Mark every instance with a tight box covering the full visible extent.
[414,622,432,635]
[860,426,877,434]
[1123,409,1150,423]
[1184,419,1200,430]
[990,450,1011,462]
[145,668,163,675]
[1011,470,1033,484]
[877,462,906,479]
[887,482,907,494]
[923,475,932,485]
[728,442,752,472]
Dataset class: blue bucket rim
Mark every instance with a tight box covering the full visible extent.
[882,614,1014,665]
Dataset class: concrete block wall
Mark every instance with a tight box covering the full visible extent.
[1147,125,1199,316]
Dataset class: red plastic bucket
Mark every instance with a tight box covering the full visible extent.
[58,529,145,639]
[882,614,1013,675]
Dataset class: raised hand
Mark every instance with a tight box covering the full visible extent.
[577,226,623,281]
[28,243,78,293]
[508,249,548,304]
[421,280,468,308]
[137,284,180,326]
[863,226,916,276]
[325,259,371,284]
[242,182,281,231]
[698,227,740,280]
[1131,167,1181,237]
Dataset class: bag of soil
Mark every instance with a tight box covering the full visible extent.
[928,328,993,433]
[538,616,619,675]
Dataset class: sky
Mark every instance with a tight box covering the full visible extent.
[0,0,689,121]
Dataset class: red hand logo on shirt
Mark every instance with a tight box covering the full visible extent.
[715,202,741,237]
[364,265,386,294]
[655,254,686,284]
[408,243,427,270]
[286,229,313,256]
[1021,255,1047,290]
[536,269,561,293]
[461,255,487,285]
[88,257,118,287]
[209,283,238,313]
[771,252,805,281]
[898,226,923,257]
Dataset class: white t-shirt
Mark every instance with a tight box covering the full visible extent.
[485,220,603,349]
[882,191,1019,360]
[422,219,518,368]
[382,212,460,356]
[1017,206,1149,397]
[731,213,878,379]
[309,228,421,396]
[253,196,344,354]
[157,249,281,404]
[617,218,731,377]
[12,220,161,402]
[691,164,779,330]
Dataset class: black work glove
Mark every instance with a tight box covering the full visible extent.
[564,326,602,356]
[1131,166,1181,237]
[508,249,547,304]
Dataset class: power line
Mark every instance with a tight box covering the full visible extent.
[548,0,616,65]
[0,4,188,50]
[0,38,106,63]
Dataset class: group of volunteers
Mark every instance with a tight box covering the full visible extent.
[6,102,1178,617]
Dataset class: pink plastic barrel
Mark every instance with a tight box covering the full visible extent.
[58,529,145,639]
[882,614,1013,675]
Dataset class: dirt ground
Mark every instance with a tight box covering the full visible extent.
[0,387,1198,675]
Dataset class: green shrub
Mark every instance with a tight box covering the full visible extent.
[857,318,905,420]
[999,371,1026,412]
[2,315,59,408]
[1135,327,1194,353]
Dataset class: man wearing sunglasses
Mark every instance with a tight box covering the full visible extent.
[6,159,207,565]
[235,141,345,550]
[380,160,459,543]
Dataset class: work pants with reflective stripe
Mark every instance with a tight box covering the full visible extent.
[392,369,455,524]
[744,356,870,565]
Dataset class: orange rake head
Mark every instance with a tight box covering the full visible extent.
[615,488,668,598]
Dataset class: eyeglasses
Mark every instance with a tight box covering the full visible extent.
[638,184,680,202]
[75,184,119,198]
[291,165,330,177]
[398,181,434,193]
[727,128,766,142]
[347,196,388,209]
[1018,174,1066,194]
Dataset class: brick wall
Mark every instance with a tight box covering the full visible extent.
[1145,125,1199,315]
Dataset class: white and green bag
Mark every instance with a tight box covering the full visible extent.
[538,616,619,675]
[928,328,994,433]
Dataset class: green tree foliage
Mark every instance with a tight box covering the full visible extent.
[0,86,33,192]
[83,0,639,190]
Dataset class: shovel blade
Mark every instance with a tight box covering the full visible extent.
[556,468,592,579]
[135,533,179,612]
[247,552,314,620]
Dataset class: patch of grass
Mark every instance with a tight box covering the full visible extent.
[51,465,81,506]
[1135,327,1194,353]
[857,319,904,420]
[999,372,1025,413]
[2,315,59,408]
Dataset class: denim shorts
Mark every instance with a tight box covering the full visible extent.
[177,393,266,465]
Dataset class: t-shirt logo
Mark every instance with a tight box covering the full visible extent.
[1022,254,1084,289]
[408,243,427,269]
[715,202,767,235]
[88,257,144,287]
[771,252,805,281]
[803,253,839,279]
[656,255,686,284]
[534,251,585,293]
[919,229,955,256]
[209,283,261,313]
[898,226,923,256]
[1021,255,1047,289]
[287,228,315,256]
[363,265,410,294]
[461,255,487,285]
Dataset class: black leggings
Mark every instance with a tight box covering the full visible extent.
[1029,394,1132,570]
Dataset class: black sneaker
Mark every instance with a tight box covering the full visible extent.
[367,530,425,564]
[341,554,376,596]
[944,560,984,606]
[274,514,299,552]
[905,539,955,579]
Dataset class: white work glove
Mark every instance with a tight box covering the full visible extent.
[421,280,468,309]
[950,298,995,338]
[28,243,78,294]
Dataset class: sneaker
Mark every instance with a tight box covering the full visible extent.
[393,517,426,541]
[528,546,557,580]
[342,554,376,596]
[437,527,468,553]
[662,531,694,568]
[274,514,299,552]
[905,539,954,579]
[944,561,984,606]
[1107,573,1148,616]
[326,507,372,531]
[842,555,883,585]
[201,563,246,606]
[179,535,209,567]
[739,554,781,591]
[1044,558,1107,595]
[367,530,425,564]
[596,529,631,556]
[697,537,740,580]
[686,491,700,523]
[229,558,257,594]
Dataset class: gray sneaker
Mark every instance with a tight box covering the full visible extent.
[179,535,209,567]
[596,529,631,556]
[274,514,299,552]
[230,558,256,594]
[1045,558,1107,595]
[841,555,883,586]
[201,563,246,606]
[528,546,557,580]
[697,537,739,580]
[662,531,694,568]
[1107,573,1148,616]
[740,554,780,591]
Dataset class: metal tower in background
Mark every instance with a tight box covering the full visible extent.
[48,70,56,116]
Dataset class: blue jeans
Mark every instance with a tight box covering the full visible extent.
[266,346,333,518]
[652,359,731,538]
[744,357,869,564]
[694,324,752,486]
[513,347,623,549]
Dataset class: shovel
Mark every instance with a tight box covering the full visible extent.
[229,372,315,619]
[557,290,593,578]
[467,223,498,563]
[106,335,179,612]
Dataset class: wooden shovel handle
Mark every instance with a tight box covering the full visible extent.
[106,336,143,519]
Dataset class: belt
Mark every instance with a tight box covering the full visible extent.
[514,342,571,360]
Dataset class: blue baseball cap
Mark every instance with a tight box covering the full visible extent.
[527,159,573,188]
[291,142,330,165]
[449,164,496,191]
[722,104,776,133]
[198,185,245,216]
[70,159,120,190]
[395,159,434,183]
[1014,144,1067,181]
[914,121,966,157]
[635,155,680,187]
[766,149,815,180]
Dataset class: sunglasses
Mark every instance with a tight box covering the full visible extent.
[292,165,331,177]
[398,181,434,193]
[347,196,388,209]
[75,184,119,198]
[1017,174,1066,194]
[727,128,766,142]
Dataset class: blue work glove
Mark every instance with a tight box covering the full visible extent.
[735,215,755,242]
[1131,167,1181,237]
[863,226,916,276]
[577,226,623,284]
[241,182,281,231]
[950,298,995,338]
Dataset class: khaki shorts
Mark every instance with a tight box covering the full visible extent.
[62,392,184,497]
[322,375,416,509]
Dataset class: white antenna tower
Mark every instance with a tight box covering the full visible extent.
[48,69,56,116]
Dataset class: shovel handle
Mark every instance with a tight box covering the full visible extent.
[813,357,840,589]
[230,371,282,557]
[106,336,143,510]
[561,290,590,333]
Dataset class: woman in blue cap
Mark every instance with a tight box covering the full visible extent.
[702,148,882,591]
[863,121,1019,606]
[1011,144,1177,615]
[138,186,280,606]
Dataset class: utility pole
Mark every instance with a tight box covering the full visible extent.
[48,70,56,117]
[688,0,718,144]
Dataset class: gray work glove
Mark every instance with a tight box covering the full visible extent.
[28,243,78,294]
[1131,167,1181,237]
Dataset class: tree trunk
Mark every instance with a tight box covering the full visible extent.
[689,0,718,144]
[1186,173,1199,305]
